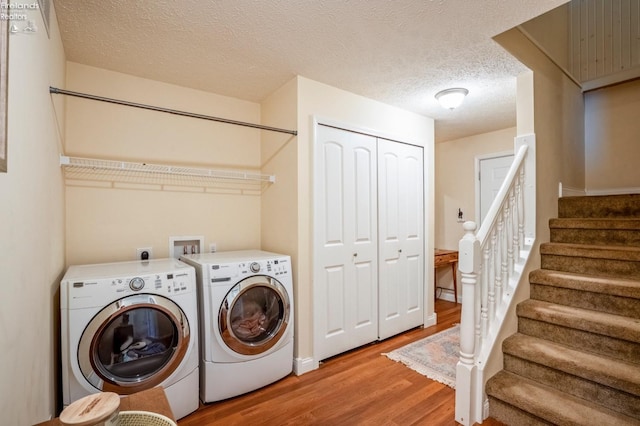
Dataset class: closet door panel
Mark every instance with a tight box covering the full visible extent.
[314,125,378,361]
[354,260,376,327]
[323,142,345,246]
[380,258,400,321]
[324,266,346,337]
[406,254,422,312]
[378,138,424,340]
[354,147,376,246]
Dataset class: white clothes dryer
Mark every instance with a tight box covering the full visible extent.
[180,250,294,402]
[60,258,199,420]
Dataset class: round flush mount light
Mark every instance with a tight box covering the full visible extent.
[435,88,469,110]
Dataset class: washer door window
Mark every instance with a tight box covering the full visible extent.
[78,294,190,394]
[219,275,290,356]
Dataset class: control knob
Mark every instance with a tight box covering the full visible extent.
[129,277,145,291]
[250,262,261,273]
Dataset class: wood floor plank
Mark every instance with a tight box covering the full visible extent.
[178,300,503,425]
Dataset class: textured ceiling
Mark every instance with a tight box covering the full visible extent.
[52,0,567,143]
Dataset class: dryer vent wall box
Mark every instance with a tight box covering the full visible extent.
[170,236,204,259]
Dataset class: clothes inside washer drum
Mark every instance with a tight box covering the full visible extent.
[231,301,267,339]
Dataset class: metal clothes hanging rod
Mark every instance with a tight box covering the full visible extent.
[49,87,297,136]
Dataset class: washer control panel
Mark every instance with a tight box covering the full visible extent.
[64,270,195,309]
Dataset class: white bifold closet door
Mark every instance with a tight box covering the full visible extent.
[314,125,379,361]
[314,125,424,361]
[377,138,424,340]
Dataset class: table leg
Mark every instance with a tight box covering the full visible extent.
[451,262,458,303]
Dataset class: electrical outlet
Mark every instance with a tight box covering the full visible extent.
[209,243,217,253]
[136,247,153,260]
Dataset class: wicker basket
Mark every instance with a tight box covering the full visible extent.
[118,411,177,426]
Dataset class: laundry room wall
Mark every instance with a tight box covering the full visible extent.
[294,76,435,373]
[63,63,265,265]
[260,78,299,364]
[0,4,66,424]
[260,78,298,261]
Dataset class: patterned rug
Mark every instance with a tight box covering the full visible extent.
[384,324,459,388]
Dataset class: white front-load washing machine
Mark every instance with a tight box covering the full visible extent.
[180,250,294,402]
[60,258,199,420]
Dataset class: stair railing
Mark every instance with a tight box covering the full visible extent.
[455,134,536,426]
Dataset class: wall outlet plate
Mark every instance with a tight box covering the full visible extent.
[136,247,153,260]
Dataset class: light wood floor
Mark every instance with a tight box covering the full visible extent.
[178,300,502,425]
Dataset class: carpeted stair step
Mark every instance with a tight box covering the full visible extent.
[486,370,639,426]
[516,299,640,363]
[558,194,640,219]
[529,269,640,318]
[550,218,640,247]
[502,333,640,419]
[540,242,640,279]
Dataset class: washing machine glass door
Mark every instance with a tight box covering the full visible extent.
[219,275,290,355]
[78,294,190,394]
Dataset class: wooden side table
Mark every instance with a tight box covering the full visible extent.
[434,249,459,303]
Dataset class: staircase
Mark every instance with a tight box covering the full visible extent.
[486,194,640,425]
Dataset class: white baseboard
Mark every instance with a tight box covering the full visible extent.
[435,288,458,303]
[559,182,586,197]
[424,310,437,328]
[483,397,490,421]
[293,356,318,376]
[586,187,640,196]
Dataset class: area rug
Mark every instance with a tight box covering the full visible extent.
[384,324,459,388]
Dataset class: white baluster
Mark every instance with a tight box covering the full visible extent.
[481,243,489,339]
[495,216,503,303]
[456,221,480,426]
[489,229,497,322]
[518,166,525,251]
[506,191,514,273]
[513,175,522,261]
[501,210,509,295]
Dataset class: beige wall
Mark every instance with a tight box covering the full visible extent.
[64,63,264,265]
[519,3,571,77]
[295,76,435,368]
[435,127,516,299]
[585,79,640,194]
[260,78,300,354]
[491,26,584,388]
[0,6,67,424]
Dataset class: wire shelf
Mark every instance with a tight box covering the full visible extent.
[60,155,275,194]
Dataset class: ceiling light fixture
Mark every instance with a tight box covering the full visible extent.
[435,88,469,110]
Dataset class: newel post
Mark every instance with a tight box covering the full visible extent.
[455,221,481,426]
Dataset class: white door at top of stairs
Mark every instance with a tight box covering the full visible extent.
[313,124,425,362]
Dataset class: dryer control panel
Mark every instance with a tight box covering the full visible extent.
[208,257,290,285]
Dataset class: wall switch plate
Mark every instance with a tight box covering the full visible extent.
[209,243,217,253]
[136,247,153,260]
